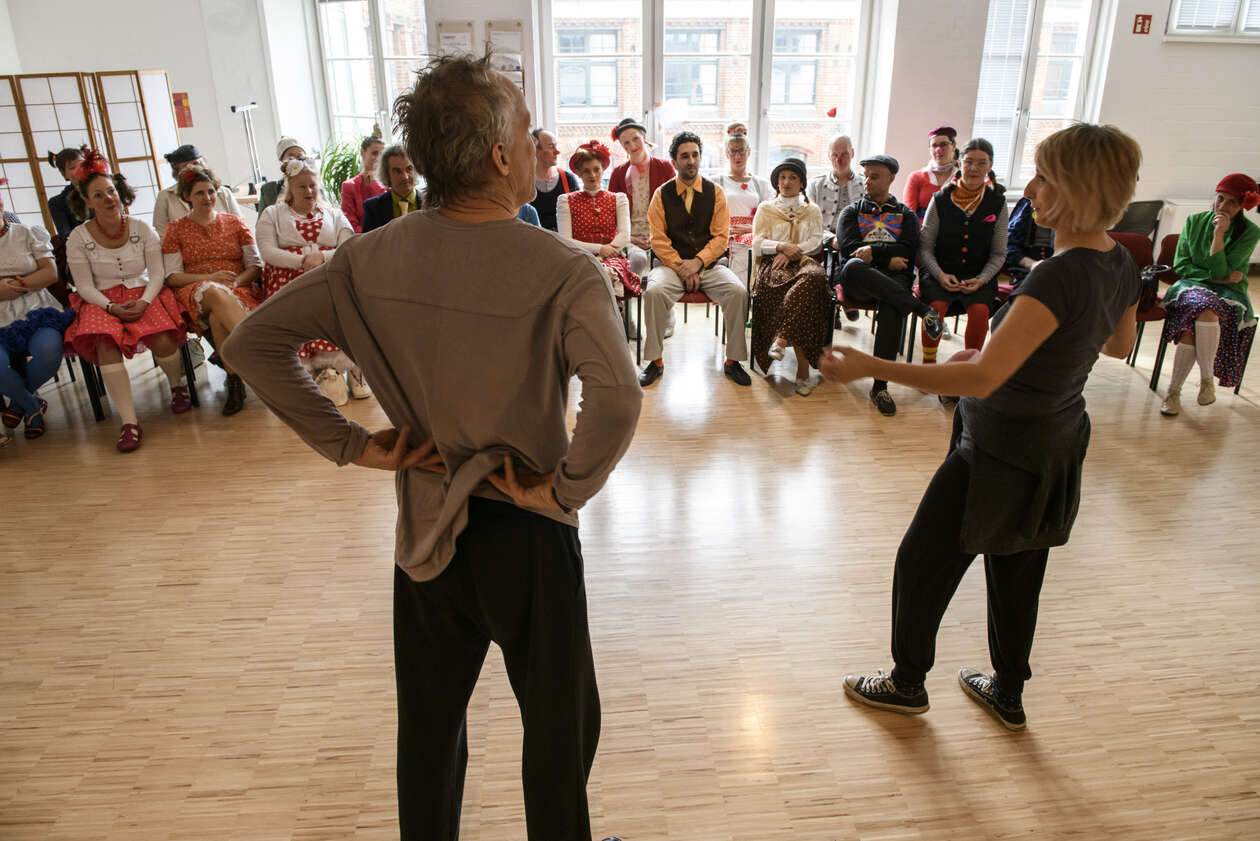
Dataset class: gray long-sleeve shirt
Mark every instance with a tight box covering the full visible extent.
[222,210,643,582]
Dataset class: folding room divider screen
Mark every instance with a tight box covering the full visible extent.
[0,70,179,231]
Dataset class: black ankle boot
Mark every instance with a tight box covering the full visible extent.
[222,373,246,416]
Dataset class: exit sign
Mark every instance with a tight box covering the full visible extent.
[1134,14,1153,34]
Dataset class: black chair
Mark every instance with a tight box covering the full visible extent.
[1110,200,1163,242]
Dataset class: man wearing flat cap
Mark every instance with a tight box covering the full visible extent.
[835,153,943,416]
[153,143,245,235]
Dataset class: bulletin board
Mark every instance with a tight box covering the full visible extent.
[436,20,475,55]
[486,20,525,94]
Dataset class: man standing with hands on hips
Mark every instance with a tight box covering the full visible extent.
[223,52,639,841]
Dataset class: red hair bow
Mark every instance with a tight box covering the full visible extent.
[1244,190,1260,212]
[72,147,111,184]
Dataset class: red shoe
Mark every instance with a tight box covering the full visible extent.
[117,423,142,453]
[170,385,192,414]
[23,399,48,439]
[1,400,20,429]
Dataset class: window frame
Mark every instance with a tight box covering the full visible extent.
[538,0,872,176]
[313,0,429,141]
[1165,0,1260,40]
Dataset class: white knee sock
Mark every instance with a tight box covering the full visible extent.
[154,351,185,388]
[1193,321,1220,382]
[99,362,138,426]
[1169,342,1196,390]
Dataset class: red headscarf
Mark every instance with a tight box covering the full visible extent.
[569,140,611,173]
[1216,173,1260,211]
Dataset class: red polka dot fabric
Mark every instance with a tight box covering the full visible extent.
[568,191,641,297]
[259,213,340,359]
[163,214,263,333]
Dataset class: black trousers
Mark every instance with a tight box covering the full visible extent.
[393,497,600,841]
[888,449,1049,697]
[839,258,930,387]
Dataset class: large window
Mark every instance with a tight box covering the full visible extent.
[766,0,862,173]
[543,0,868,177]
[973,0,1098,184]
[317,0,427,141]
[1167,0,1260,37]
[550,0,643,171]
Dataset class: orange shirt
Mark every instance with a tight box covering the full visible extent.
[647,176,730,270]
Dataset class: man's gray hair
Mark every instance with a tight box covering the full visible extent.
[829,134,854,151]
[393,53,518,209]
[376,143,409,183]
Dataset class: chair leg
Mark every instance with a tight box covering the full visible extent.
[636,296,642,366]
[1149,337,1168,391]
[906,313,918,364]
[1128,321,1146,367]
[180,343,200,408]
[683,303,689,324]
[65,356,77,382]
[81,358,105,422]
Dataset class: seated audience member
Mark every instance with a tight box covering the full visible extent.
[362,145,419,233]
[714,125,773,285]
[917,138,1008,372]
[1005,195,1054,285]
[639,131,750,388]
[529,128,579,231]
[1159,173,1260,416]
[517,204,541,226]
[0,189,74,440]
[62,150,191,453]
[557,139,640,303]
[808,134,864,235]
[256,156,363,405]
[46,147,86,241]
[153,144,245,236]
[903,126,959,221]
[607,117,675,277]
[162,165,264,415]
[341,135,387,233]
[256,137,307,215]
[750,157,829,395]
[836,154,943,415]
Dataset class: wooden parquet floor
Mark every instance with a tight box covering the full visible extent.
[3,304,1259,840]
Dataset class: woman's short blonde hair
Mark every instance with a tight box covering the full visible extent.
[1034,123,1141,233]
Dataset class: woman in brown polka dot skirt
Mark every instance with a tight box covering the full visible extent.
[750,157,830,396]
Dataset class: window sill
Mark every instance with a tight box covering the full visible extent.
[1162,33,1260,45]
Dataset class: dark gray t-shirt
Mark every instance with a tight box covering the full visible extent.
[985,244,1140,417]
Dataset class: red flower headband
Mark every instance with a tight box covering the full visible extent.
[570,140,611,172]
[72,147,111,184]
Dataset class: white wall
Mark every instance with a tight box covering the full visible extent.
[8,0,277,190]
[261,0,327,162]
[0,0,20,75]
[881,0,990,193]
[1098,0,1260,203]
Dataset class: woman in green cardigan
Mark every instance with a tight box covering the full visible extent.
[1159,173,1260,415]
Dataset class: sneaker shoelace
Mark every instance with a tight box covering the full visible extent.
[859,670,899,695]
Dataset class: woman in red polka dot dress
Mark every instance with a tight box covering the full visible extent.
[61,149,191,453]
[162,165,264,416]
[556,140,639,315]
[256,157,361,405]
[714,125,773,286]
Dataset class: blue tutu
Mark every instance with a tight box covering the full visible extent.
[0,307,77,356]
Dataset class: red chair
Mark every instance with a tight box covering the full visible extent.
[1128,233,1175,369]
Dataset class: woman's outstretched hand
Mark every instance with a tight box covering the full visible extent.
[819,345,874,384]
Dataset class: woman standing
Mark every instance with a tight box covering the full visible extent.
[257,156,360,405]
[162,166,264,415]
[917,138,1008,368]
[904,126,960,221]
[62,150,191,453]
[823,124,1142,731]
[1158,173,1260,415]
[749,157,829,395]
[340,136,387,233]
[606,118,675,277]
[45,147,85,241]
[0,188,74,440]
[556,140,639,302]
[713,125,773,285]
